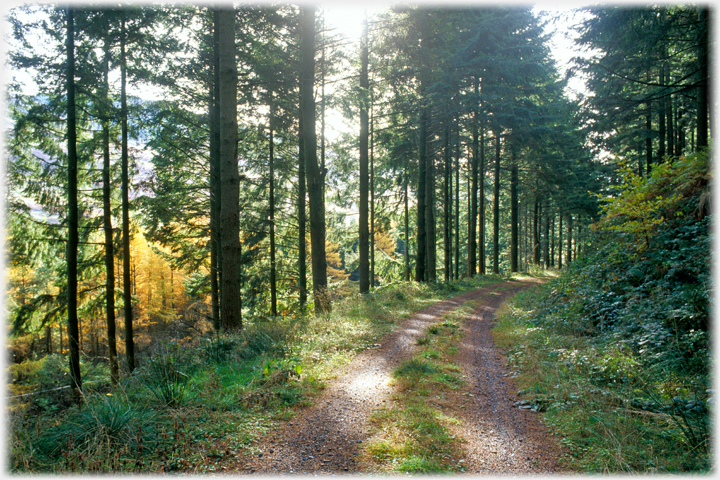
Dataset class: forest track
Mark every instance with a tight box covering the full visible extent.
[236,279,564,475]
[456,281,564,474]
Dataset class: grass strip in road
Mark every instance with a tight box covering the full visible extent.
[360,301,476,474]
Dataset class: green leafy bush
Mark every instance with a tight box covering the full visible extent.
[495,152,711,472]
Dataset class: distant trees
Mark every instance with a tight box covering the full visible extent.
[574,5,711,172]
[371,6,597,281]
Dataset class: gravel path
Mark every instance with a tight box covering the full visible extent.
[457,282,564,474]
[238,280,564,475]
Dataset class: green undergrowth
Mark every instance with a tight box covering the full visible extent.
[9,275,505,473]
[361,301,476,473]
[492,153,711,474]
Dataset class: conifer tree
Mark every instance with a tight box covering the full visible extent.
[218,6,243,329]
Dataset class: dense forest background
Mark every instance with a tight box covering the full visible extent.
[4,2,712,473]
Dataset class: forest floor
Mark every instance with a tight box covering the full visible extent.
[233,279,566,475]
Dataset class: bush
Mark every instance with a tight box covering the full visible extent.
[493,152,711,472]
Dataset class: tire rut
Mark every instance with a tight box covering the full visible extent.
[237,280,563,475]
[237,284,503,474]
[457,282,564,474]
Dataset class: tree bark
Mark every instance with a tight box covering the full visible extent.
[298,108,307,308]
[665,63,674,158]
[443,121,451,282]
[101,35,118,385]
[510,145,518,272]
[533,197,540,266]
[543,204,550,269]
[425,111,436,282]
[66,7,82,395]
[415,104,427,282]
[646,99,652,173]
[550,214,555,268]
[120,14,135,370]
[269,92,277,316]
[370,106,375,288]
[492,133,500,274]
[697,7,709,150]
[468,77,479,277]
[478,115,485,275]
[454,124,461,279]
[358,14,369,293]
[566,214,573,265]
[209,7,221,330]
[658,66,666,161]
[404,169,410,281]
[218,6,243,329]
[300,6,331,314]
[558,213,563,269]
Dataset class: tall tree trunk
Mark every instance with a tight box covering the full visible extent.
[524,202,529,271]
[576,224,582,258]
[550,214,555,268]
[301,6,331,313]
[218,6,243,329]
[415,103,427,282]
[533,197,540,266]
[454,125,460,279]
[370,106,376,288]
[637,118,645,178]
[566,214,573,265]
[658,66,666,161]
[209,7,221,330]
[66,7,82,395]
[298,109,307,308]
[443,121,451,282]
[676,103,685,155]
[320,14,326,206]
[426,112,436,282]
[646,99,652,173]
[358,13,369,293]
[404,169,410,281]
[665,63,674,158]
[510,145,518,272]
[543,205,550,269]
[558,213,563,269]
[492,133,500,274]
[102,36,118,385]
[120,15,135,371]
[45,325,52,355]
[269,92,277,316]
[697,7,709,150]
[478,115,485,275]
[468,77,479,277]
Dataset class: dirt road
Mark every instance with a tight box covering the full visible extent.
[238,280,563,474]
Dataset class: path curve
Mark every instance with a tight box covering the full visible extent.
[238,280,563,474]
